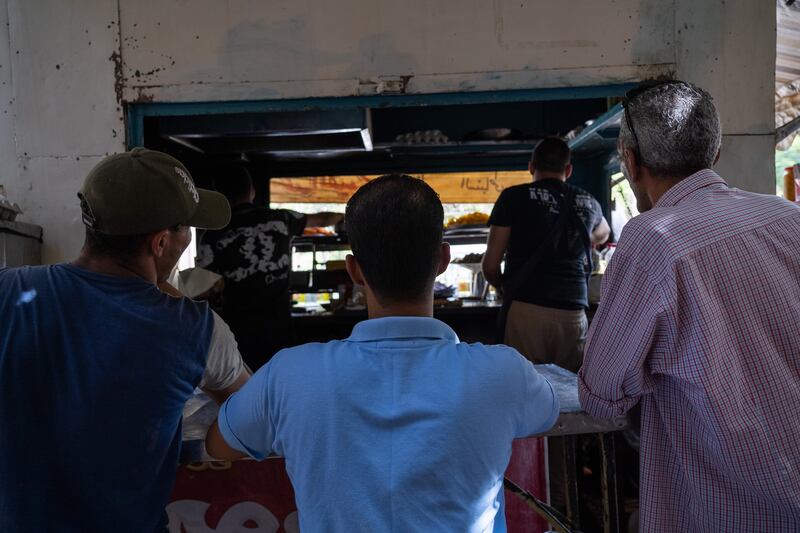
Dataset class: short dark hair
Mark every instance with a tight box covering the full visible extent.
[84,226,151,259]
[83,224,182,260]
[531,137,571,173]
[345,174,444,304]
[215,165,253,203]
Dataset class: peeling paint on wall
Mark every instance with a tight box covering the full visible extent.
[117,0,676,103]
[109,50,123,105]
[132,87,154,102]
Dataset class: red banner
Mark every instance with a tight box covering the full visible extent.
[168,438,547,532]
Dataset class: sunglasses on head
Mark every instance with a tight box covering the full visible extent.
[621,79,695,166]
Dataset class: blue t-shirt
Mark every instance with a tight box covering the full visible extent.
[218,317,559,533]
[0,264,214,533]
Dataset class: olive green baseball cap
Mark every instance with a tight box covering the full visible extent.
[78,148,230,235]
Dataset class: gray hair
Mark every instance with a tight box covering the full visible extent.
[619,82,722,177]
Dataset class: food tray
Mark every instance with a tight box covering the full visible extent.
[444,223,488,234]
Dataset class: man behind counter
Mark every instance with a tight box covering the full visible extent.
[206,174,559,532]
[0,149,250,532]
[483,138,610,371]
[197,166,342,370]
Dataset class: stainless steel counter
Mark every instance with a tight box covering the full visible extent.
[533,364,630,437]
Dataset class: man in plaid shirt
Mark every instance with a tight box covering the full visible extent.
[580,81,800,531]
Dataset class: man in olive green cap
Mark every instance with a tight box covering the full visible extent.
[0,148,250,533]
[75,147,232,282]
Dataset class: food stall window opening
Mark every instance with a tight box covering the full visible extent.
[130,84,634,295]
[271,171,534,306]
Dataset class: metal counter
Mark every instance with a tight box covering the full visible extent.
[534,364,630,437]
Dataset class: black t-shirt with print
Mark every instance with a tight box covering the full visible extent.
[488,179,603,310]
[197,204,307,318]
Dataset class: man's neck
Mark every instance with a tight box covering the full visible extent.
[365,290,434,319]
[71,247,156,284]
[643,171,687,207]
[533,172,566,182]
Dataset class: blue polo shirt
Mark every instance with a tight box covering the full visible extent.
[218,316,559,532]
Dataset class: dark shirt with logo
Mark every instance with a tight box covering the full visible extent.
[197,204,306,368]
[489,179,603,310]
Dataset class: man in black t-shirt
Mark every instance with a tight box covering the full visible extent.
[482,138,609,371]
[197,167,342,370]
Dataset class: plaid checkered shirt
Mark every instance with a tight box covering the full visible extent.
[579,169,800,531]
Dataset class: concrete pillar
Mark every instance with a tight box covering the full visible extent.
[675,0,776,194]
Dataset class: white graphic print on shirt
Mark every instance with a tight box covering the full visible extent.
[197,221,292,285]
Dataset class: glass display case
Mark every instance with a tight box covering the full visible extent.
[439,229,492,300]
[290,235,351,311]
[289,227,498,312]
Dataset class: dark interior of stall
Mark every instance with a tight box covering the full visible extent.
[142,95,620,339]
[142,97,617,207]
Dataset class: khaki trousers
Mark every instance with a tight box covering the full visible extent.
[504,301,588,372]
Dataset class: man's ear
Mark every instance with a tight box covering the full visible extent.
[564,163,574,179]
[149,229,170,258]
[623,148,643,183]
[713,148,721,166]
[345,254,365,286]
[528,161,534,175]
[436,242,451,276]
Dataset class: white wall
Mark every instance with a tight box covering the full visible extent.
[0,0,776,263]
[1,0,125,263]
[117,0,675,102]
[0,2,17,201]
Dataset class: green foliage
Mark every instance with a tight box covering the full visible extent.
[611,172,638,219]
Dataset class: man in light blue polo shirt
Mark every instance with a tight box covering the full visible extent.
[206,174,559,532]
